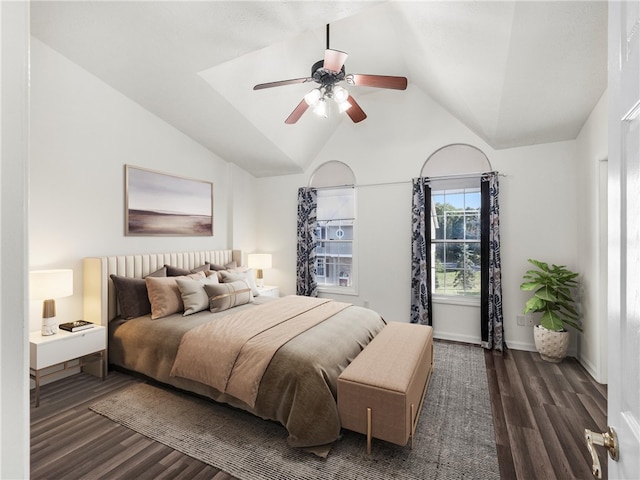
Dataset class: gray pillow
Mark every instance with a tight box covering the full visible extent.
[204,280,253,313]
[176,276,219,316]
[210,261,237,271]
[110,266,166,319]
[219,268,259,296]
[165,263,210,276]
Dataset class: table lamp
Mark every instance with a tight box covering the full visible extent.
[30,269,73,335]
[247,254,272,288]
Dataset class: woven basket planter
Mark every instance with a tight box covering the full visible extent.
[533,325,570,363]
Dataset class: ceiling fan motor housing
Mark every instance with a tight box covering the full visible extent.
[311,60,346,86]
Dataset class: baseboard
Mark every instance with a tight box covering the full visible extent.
[578,355,606,384]
[433,331,481,345]
[432,334,581,358]
[433,333,541,352]
[503,339,537,352]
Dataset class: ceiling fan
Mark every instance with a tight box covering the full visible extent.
[253,24,408,124]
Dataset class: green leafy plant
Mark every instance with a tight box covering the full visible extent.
[520,259,582,332]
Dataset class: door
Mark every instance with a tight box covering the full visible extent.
[607,1,640,478]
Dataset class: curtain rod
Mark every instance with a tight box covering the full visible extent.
[424,171,505,181]
[310,172,506,190]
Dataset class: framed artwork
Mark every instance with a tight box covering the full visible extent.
[125,165,213,236]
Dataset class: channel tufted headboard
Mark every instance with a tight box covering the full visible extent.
[83,249,242,327]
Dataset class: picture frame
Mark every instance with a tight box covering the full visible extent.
[125,165,213,236]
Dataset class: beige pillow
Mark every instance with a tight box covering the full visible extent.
[176,276,219,316]
[146,271,206,319]
[204,280,253,313]
[220,268,259,296]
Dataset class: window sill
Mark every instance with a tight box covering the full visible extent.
[432,295,481,307]
[318,286,358,297]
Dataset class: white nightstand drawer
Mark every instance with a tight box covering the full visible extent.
[30,326,106,370]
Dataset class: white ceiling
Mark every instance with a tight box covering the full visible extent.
[30,1,607,178]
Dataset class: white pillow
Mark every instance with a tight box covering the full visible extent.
[176,276,219,316]
[220,268,259,296]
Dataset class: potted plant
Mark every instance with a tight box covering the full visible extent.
[520,259,582,363]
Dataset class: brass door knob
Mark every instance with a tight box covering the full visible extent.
[584,427,619,479]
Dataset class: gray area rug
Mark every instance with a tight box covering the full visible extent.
[90,342,499,479]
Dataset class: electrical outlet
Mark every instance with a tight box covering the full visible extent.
[525,314,534,327]
[517,315,525,326]
[364,300,370,308]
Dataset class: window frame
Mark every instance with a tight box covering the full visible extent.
[309,161,358,296]
[430,183,481,304]
[315,187,358,296]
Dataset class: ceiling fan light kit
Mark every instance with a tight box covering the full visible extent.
[304,85,352,118]
[253,24,407,124]
[313,97,328,118]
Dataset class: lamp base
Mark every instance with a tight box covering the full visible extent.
[41,316,58,336]
[256,269,264,288]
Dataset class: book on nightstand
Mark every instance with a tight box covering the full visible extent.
[59,320,94,332]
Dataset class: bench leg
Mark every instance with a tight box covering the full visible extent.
[367,407,372,454]
[410,403,415,449]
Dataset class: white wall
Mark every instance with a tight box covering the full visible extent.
[255,85,580,351]
[29,38,256,332]
[574,91,608,383]
[1,2,30,477]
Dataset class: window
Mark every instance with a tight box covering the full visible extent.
[431,186,481,297]
[316,188,355,289]
[309,161,357,293]
[421,144,491,302]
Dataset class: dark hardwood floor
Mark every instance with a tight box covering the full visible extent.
[485,347,608,480]
[31,345,607,479]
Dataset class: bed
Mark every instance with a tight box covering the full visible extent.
[83,249,386,454]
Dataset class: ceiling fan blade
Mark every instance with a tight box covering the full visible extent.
[324,49,348,73]
[345,95,367,123]
[285,99,310,124]
[347,74,408,90]
[253,77,313,90]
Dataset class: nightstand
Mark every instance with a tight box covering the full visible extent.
[30,325,106,407]
[257,285,280,298]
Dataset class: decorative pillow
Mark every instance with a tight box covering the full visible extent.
[204,280,253,313]
[176,276,219,316]
[146,271,206,319]
[147,266,167,278]
[165,264,190,276]
[210,261,237,271]
[165,264,210,276]
[110,276,150,319]
[110,267,167,320]
[219,268,259,296]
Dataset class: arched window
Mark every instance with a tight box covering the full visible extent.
[421,144,492,299]
[309,161,357,293]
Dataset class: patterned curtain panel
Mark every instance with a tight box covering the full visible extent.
[480,173,504,351]
[410,178,432,325]
[296,187,318,297]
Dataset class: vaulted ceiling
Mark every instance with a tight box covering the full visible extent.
[30,1,607,177]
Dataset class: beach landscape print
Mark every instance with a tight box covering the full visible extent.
[125,165,213,236]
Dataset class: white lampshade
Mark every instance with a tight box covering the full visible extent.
[333,86,349,103]
[247,254,272,288]
[30,269,74,300]
[304,88,322,107]
[247,254,272,270]
[312,98,328,118]
[30,269,73,336]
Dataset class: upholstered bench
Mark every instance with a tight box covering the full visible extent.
[337,322,434,453]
